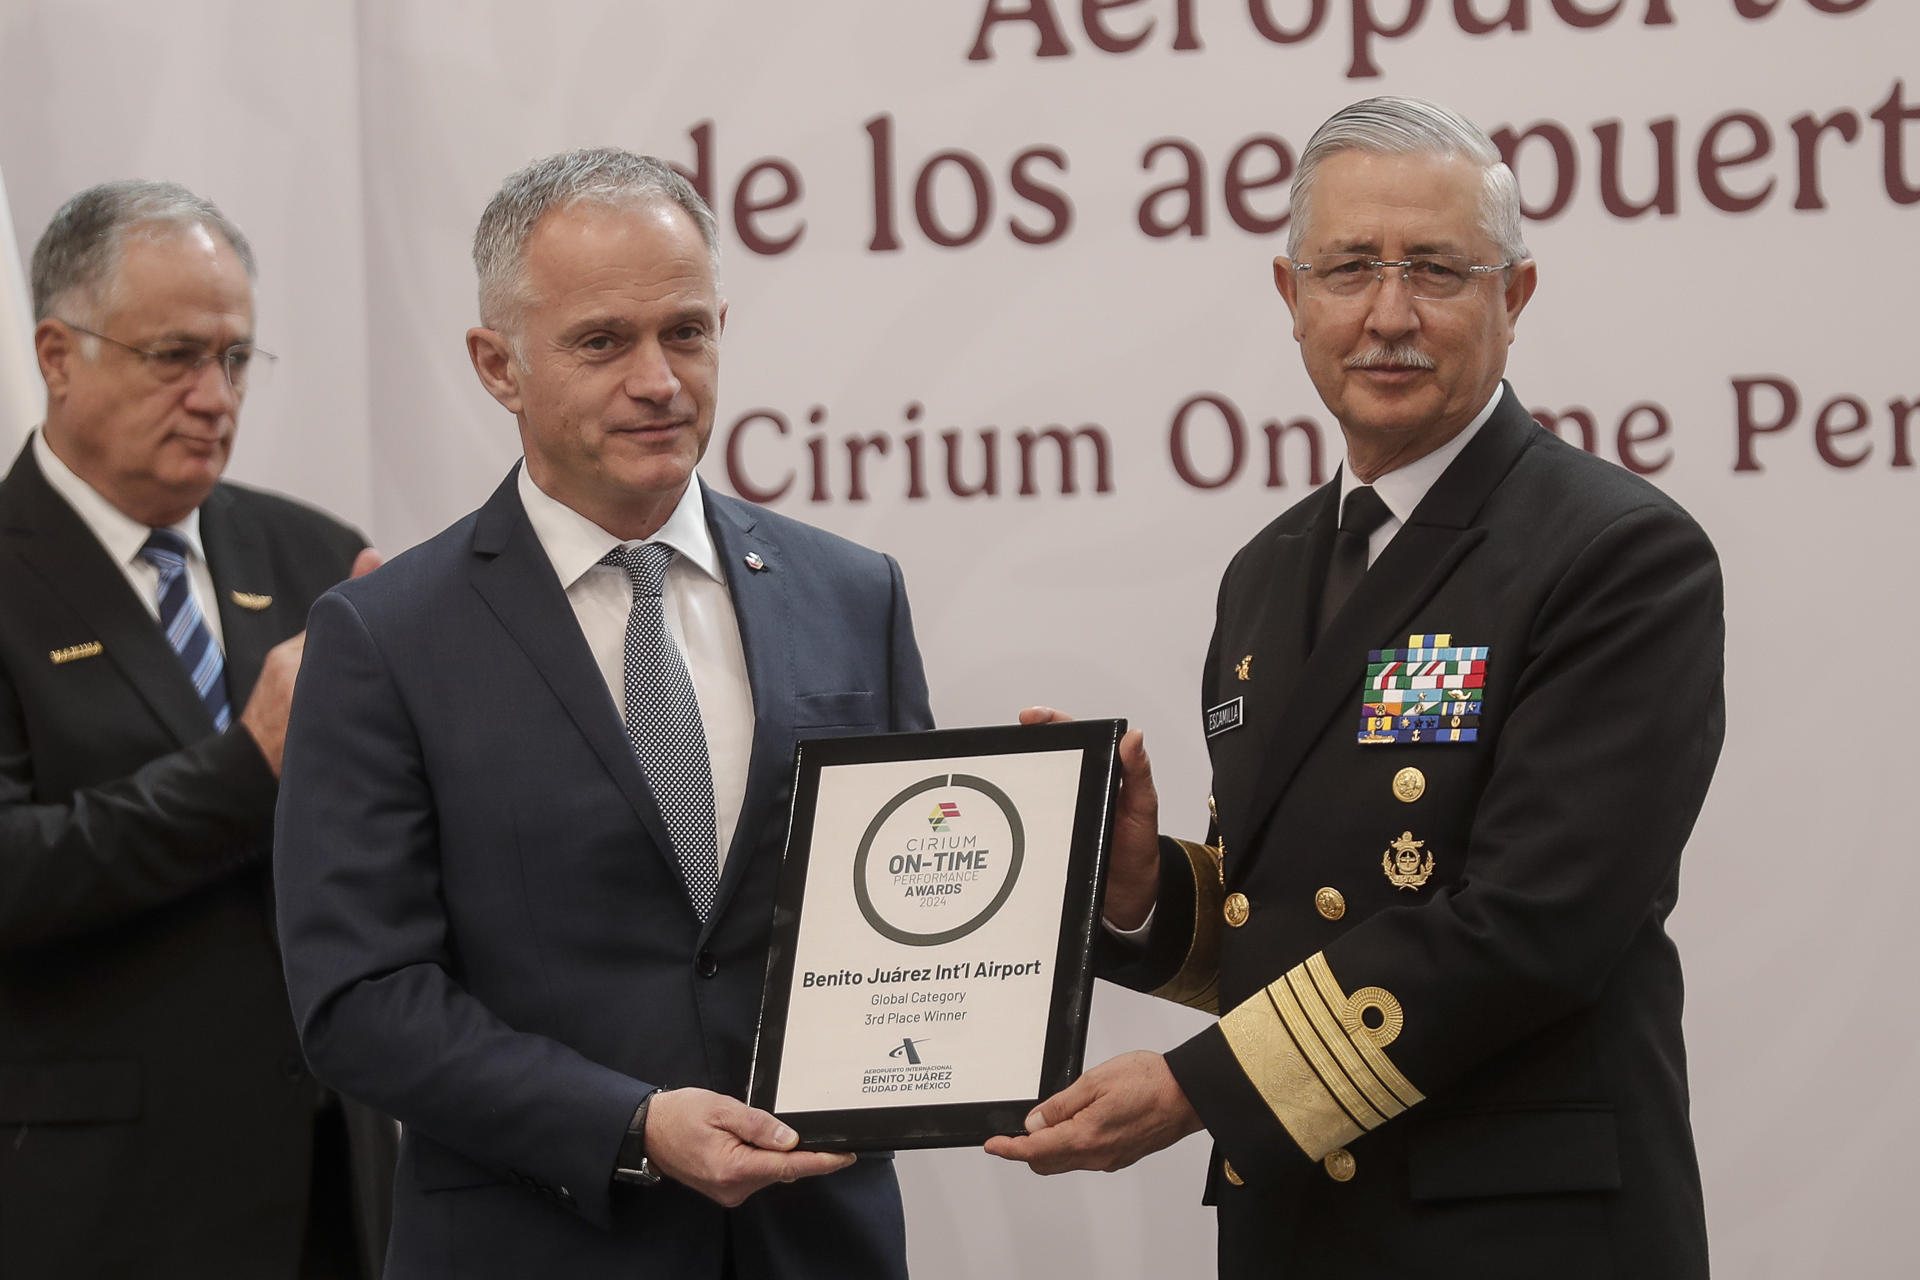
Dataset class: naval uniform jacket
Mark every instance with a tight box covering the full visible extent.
[1108,388,1722,1279]
[0,440,394,1277]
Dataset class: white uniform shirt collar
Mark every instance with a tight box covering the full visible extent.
[32,427,208,564]
[515,464,723,587]
[1338,384,1506,525]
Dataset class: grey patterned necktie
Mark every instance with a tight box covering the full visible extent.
[601,542,720,919]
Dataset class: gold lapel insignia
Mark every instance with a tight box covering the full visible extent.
[1206,794,1226,883]
[229,591,273,611]
[1382,831,1435,890]
[49,640,104,665]
[1234,654,1252,681]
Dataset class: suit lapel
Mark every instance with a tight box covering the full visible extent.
[464,469,678,864]
[0,443,215,747]
[1208,483,1334,839]
[199,486,280,706]
[1224,389,1539,855]
[702,486,793,924]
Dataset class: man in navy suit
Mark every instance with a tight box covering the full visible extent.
[274,150,931,1278]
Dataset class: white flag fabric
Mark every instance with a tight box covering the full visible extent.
[0,162,41,452]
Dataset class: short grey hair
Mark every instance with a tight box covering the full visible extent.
[30,180,255,324]
[472,147,720,336]
[1288,97,1529,264]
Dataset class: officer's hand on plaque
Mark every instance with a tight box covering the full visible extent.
[1019,708,1160,931]
[646,1088,854,1207]
[983,1050,1202,1174]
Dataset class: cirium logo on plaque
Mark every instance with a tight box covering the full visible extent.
[854,774,1022,946]
[748,722,1123,1151]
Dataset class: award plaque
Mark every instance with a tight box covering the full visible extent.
[746,720,1125,1150]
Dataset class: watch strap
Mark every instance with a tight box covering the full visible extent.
[613,1088,663,1186]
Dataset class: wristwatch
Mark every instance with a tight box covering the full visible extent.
[612,1088,663,1186]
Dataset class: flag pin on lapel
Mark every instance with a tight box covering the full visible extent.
[743,552,768,573]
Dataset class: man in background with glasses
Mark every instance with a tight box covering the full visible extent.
[993,97,1723,1279]
[0,181,393,1278]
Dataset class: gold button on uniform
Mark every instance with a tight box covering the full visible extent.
[1314,887,1346,920]
[1223,892,1250,928]
[1222,1159,1243,1187]
[1324,1149,1356,1182]
[1392,767,1425,803]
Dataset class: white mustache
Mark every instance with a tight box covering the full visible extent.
[1347,346,1436,371]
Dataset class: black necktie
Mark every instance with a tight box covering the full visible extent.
[1315,486,1393,643]
[601,542,721,919]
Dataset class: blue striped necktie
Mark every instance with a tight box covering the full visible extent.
[138,529,233,731]
[601,542,720,919]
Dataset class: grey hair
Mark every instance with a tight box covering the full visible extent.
[472,147,720,337]
[30,180,256,324]
[1287,97,1529,264]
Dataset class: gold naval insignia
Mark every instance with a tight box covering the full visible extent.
[1382,831,1435,890]
[1207,795,1226,884]
[1392,766,1425,803]
[1234,654,1252,681]
[229,590,273,611]
[49,640,104,665]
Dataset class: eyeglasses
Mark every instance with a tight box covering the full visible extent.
[58,320,275,392]
[1293,254,1512,302]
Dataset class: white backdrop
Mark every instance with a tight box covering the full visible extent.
[0,159,32,440]
[3,3,1916,1275]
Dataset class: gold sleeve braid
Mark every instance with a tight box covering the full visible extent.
[1146,838,1223,1014]
[1217,953,1424,1161]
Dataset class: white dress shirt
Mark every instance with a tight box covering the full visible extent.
[516,465,756,871]
[1337,385,1504,566]
[32,428,225,649]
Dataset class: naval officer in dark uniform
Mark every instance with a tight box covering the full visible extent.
[989,96,1723,1280]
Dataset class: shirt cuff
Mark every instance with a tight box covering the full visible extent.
[1102,905,1155,942]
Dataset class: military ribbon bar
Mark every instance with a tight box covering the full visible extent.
[1358,637,1491,745]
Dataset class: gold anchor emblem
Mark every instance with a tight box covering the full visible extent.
[1382,831,1435,890]
[1234,655,1252,681]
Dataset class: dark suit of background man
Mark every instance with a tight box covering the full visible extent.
[274,149,932,1279]
[991,97,1723,1280]
[0,182,395,1277]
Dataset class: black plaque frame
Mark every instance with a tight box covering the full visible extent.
[746,720,1124,1151]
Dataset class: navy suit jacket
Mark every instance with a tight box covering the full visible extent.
[275,470,932,1279]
